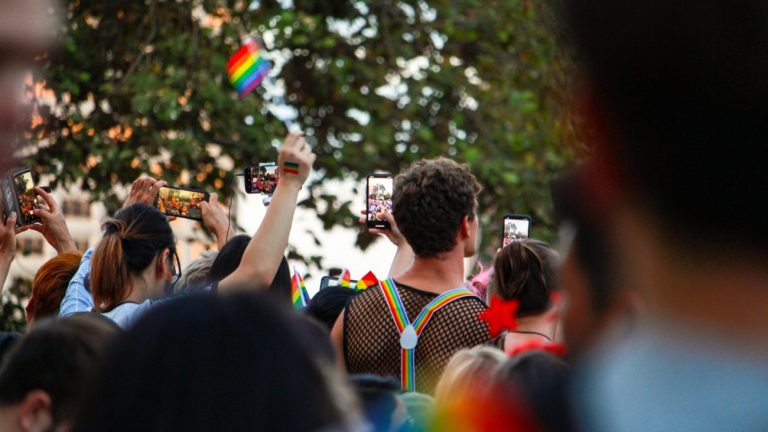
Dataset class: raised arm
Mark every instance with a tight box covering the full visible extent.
[0,213,17,296]
[200,193,235,250]
[359,210,414,278]
[218,132,315,292]
[19,187,77,254]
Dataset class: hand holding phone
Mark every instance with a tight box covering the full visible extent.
[366,174,394,230]
[502,214,531,247]
[2,167,41,228]
[153,186,209,221]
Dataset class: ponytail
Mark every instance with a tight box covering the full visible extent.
[91,204,175,312]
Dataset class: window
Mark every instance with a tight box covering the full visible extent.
[20,237,44,255]
[61,198,91,217]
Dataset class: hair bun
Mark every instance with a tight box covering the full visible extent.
[103,219,126,237]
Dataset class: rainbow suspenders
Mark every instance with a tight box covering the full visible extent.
[379,278,477,392]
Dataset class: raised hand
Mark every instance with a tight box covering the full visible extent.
[200,193,233,249]
[359,210,405,247]
[20,187,76,253]
[276,131,316,191]
[123,177,166,209]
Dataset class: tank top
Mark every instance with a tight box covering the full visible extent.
[344,281,490,394]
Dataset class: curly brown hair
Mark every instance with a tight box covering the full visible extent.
[393,158,481,258]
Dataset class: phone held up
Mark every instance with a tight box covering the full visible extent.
[1,167,42,228]
[244,163,278,195]
[153,185,210,221]
[366,173,394,230]
[502,214,531,248]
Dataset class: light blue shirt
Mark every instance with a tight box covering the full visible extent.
[575,322,768,432]
[58,248,95,317]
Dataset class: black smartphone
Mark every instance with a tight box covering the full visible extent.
[319,276,358,290]
[366,173,394,229]
[502,214,531,247]
[1,167,41,227]
[153,186,210,221]
[244,163,278,195]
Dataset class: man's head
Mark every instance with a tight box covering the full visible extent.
[393,158,481,259]
[0,313,120,432]
[564,0,768,258]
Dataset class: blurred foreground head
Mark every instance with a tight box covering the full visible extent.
[0,314,120,432]
[72,293,358,432]
[0,0,58,168]
[564,0,768,340]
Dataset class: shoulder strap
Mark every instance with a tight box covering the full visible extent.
[378,279,477,392]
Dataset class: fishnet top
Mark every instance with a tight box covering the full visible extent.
[344,281,490,394]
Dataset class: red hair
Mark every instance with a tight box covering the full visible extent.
[26,251,83,322]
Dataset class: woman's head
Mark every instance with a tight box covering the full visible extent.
[434,347,507,406]
[26,251,83,322]
[208,234,292,305]
[91,204,175,312]
[491,239,559,316]
[72,293,357,431]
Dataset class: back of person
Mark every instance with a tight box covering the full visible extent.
[338,158,491,394]
[345,281,489,394]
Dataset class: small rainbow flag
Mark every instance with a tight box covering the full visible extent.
[355,271,378,291]
[226,37,272,98]
[339,269,352,288]
[291,267,310,309]
[283,162,300,175]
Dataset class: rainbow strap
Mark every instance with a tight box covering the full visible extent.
[379,278,476,392]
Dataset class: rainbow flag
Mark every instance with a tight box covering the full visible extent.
[226,37,272,98]
[339,269,352,288]
[291,267,310,309]
[356,271,378,291]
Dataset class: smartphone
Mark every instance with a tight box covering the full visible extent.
[502,214,531,247]
[319,276,358,290]
[366,174,394,229]
[153,186,209,221]
[244,163,278,195]
[1,167,41,227]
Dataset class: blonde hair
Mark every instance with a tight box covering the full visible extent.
[434,346,507,405]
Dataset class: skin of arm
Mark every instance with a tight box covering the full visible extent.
[218,132,316,292]
[359,210,415,278]
[0,212,17,296]
[18,187,77,254]
[200,193,236,250]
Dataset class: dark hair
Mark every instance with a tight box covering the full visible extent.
[27,251,83,322]
[563,0,768,253]
[492,239,559,316]
[305,286,357,331]
[207,234,291,305]
[350,374,401,432]
[393,158,481,258]
[91,204,175,312]
[72,293,350,431]
[0,332,21,366]
[0,314,120,423]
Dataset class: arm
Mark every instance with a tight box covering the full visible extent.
[19,187,76,254]
[123,177,166,209]
[0,213,17,295]
[330,310,348,372]
[359,210,414,278]
[200,193,235,249]
[58,248,95,317]
[218,132,315,292]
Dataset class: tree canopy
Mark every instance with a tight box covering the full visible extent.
[28,0,583,262]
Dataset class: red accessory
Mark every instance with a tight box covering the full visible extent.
[479,295,519,337]
[506,339,567,358]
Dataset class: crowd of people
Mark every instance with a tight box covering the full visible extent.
[2,0,768,431]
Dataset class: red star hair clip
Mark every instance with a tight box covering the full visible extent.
[479,296,520,337]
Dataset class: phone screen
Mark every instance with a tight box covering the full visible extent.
[367,175,394,229]
[155,187,208,221]
[503,216,530,247]
[13,171,40,225]
[245,164,278,194]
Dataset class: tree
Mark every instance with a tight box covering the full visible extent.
[27,0,584,265]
